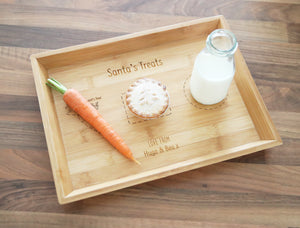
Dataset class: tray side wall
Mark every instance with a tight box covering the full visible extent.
[219,16,282,143]
[33,16,221,69]
[31,57,73,204]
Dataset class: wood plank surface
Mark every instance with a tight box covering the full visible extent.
[0,0,299,227]
[0,211,276,228]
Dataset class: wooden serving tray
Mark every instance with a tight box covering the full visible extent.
[31,15,281,204]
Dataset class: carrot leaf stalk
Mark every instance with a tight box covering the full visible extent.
[46,78,140,165]
[46,78,67,94]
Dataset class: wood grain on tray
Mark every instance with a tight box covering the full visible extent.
[1,0,300,227]
[30,16,280,204]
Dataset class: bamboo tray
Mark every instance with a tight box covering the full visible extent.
[31,15,281,204]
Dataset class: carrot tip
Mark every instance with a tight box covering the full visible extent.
[132,158,141,165]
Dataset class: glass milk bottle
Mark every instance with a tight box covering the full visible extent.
[190,29,238,105]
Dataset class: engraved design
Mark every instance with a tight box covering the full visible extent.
[183,75,227,110]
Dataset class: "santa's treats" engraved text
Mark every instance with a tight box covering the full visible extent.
[107,58,163,77]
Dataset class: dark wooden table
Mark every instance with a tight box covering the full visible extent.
[1,1,299,227]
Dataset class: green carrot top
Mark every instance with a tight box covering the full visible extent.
[46,78,67,94]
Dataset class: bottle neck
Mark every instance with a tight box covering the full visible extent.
[206,29,238,57]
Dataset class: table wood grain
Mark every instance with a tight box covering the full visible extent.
[0,0,299,227]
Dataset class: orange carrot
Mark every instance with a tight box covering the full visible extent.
[46,78,140,165]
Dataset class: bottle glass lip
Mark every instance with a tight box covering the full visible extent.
[206,29,238,57]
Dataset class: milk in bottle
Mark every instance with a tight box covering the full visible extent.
[190,29,238,105]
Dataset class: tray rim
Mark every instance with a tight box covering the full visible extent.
[30,15,282,204]
[30,15,222,60]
